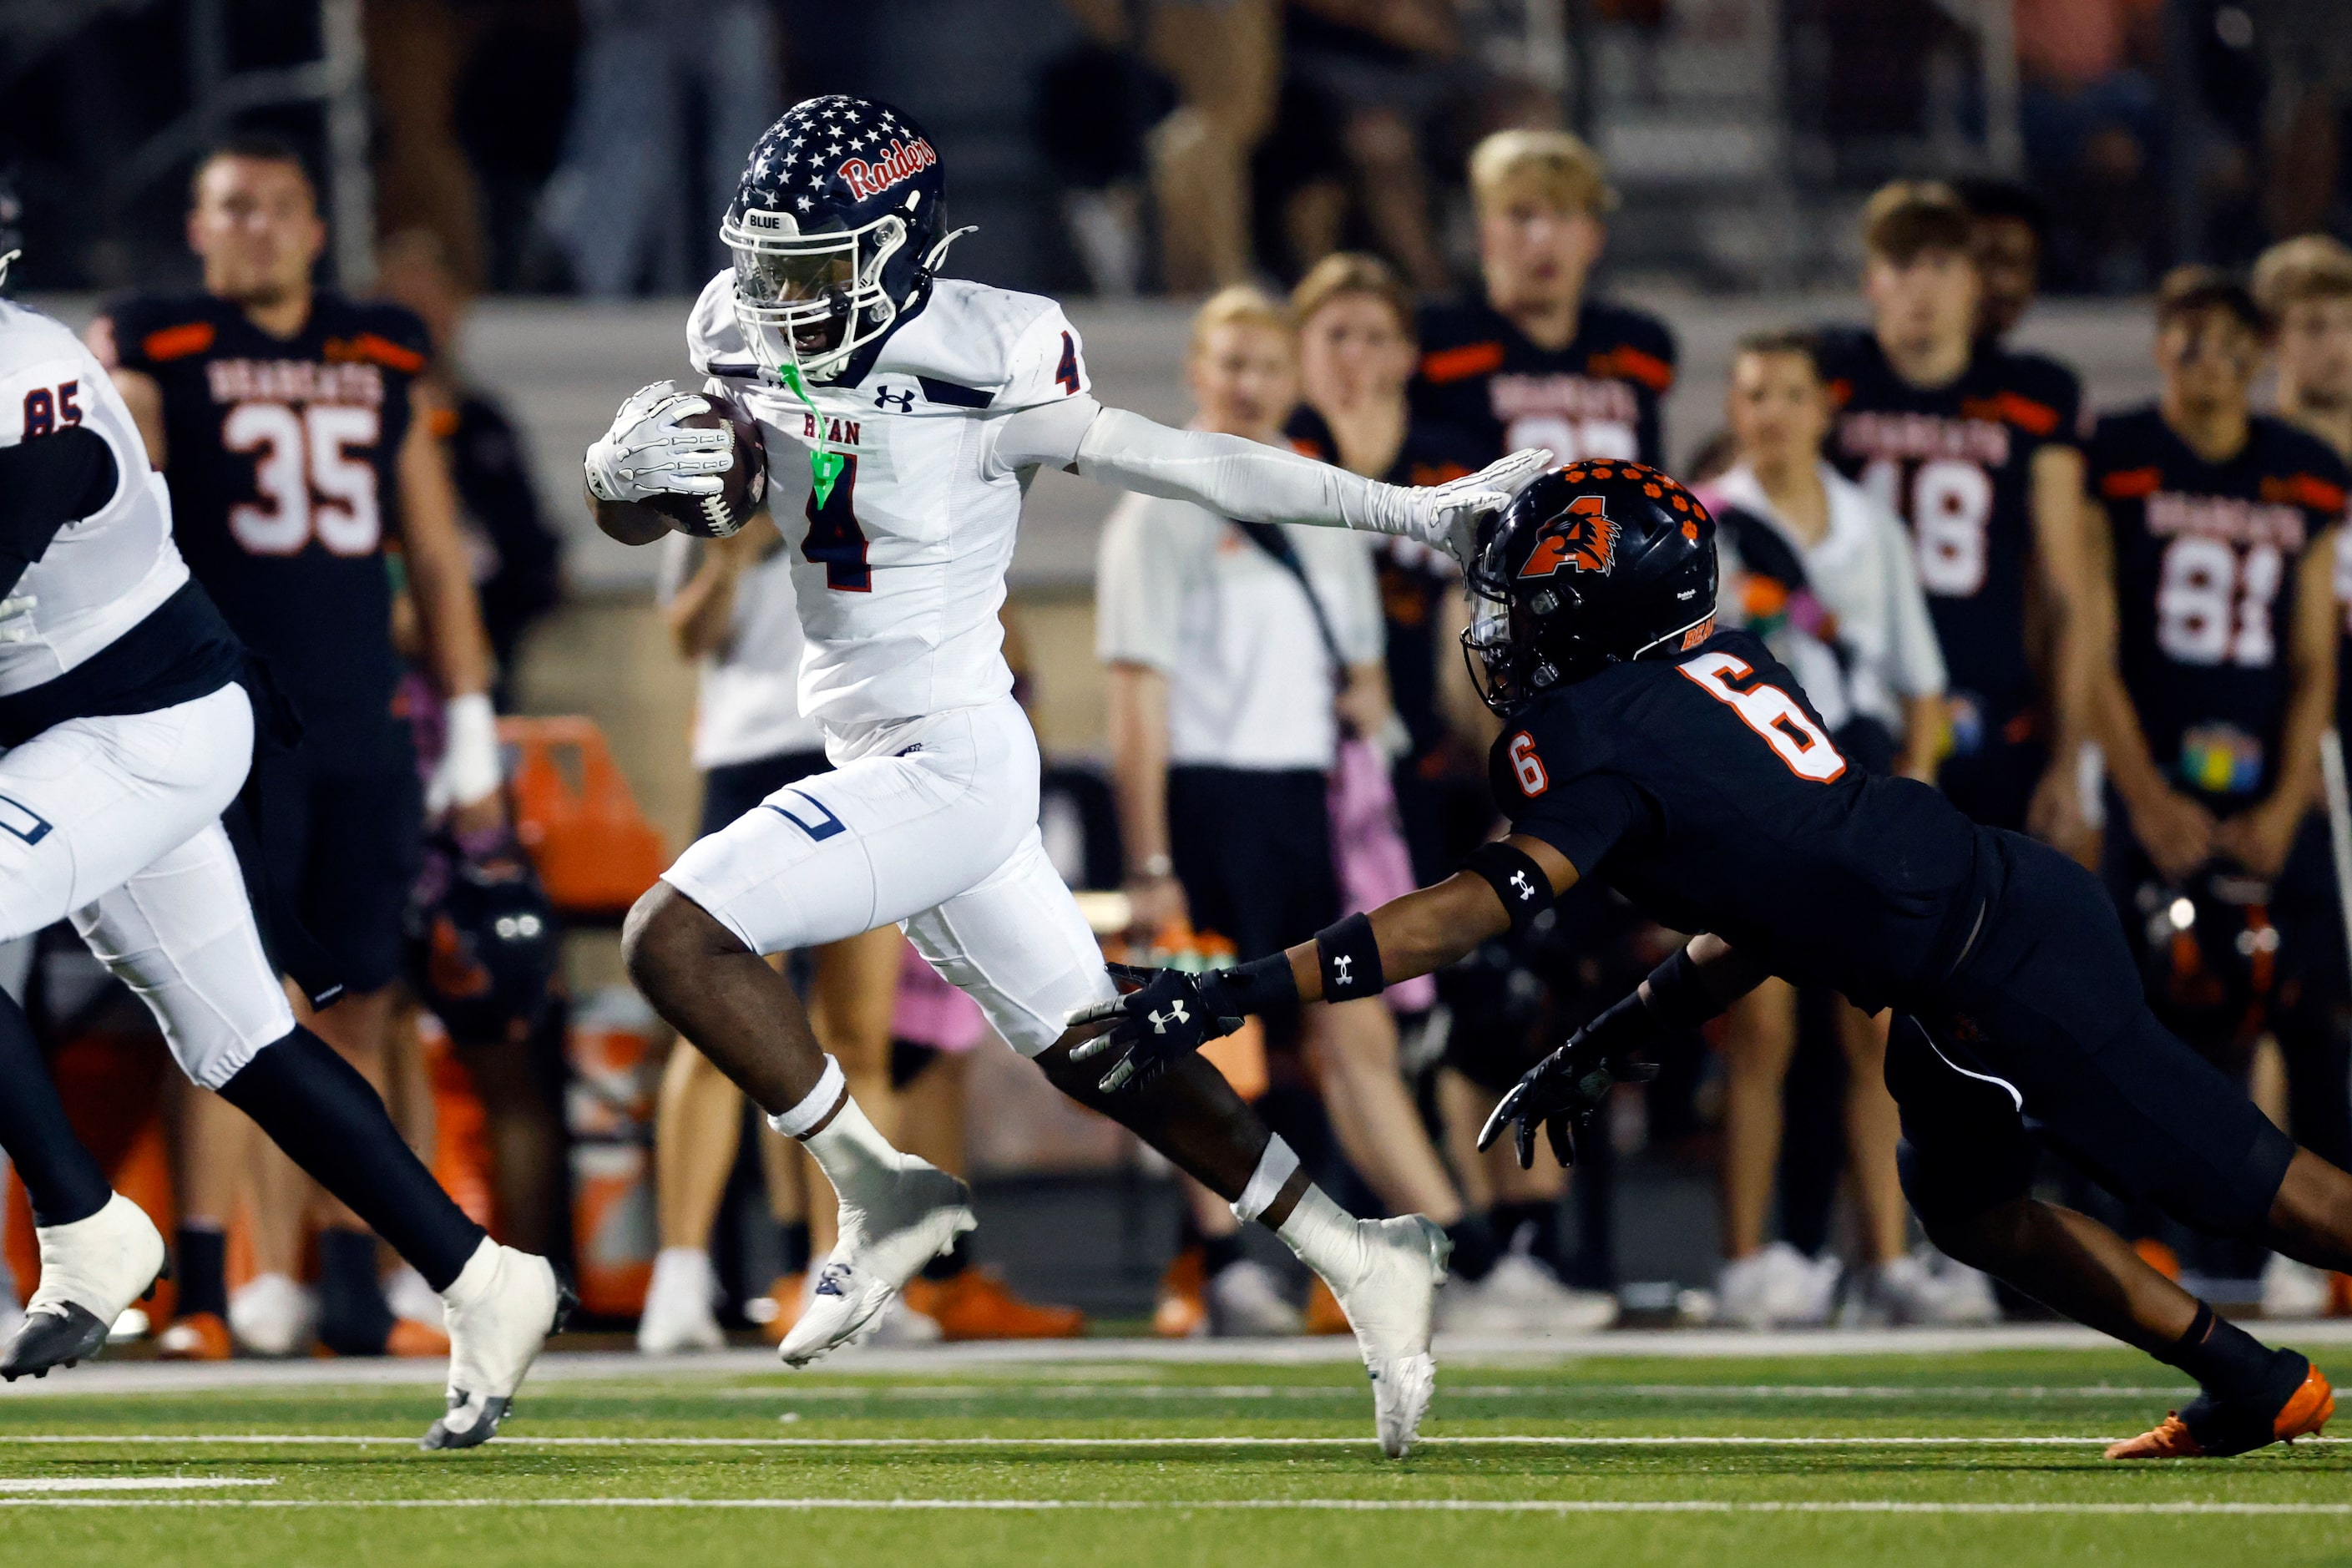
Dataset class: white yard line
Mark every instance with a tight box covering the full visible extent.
[8,1319,2352,1394]
[0,1477,276,1492]
[0,1495,2348,1515]
[0,1432,2169,1448]
[716,1383,2192,1402]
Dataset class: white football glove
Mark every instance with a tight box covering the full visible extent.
[1373,447,1554,569]
[584,383,734,504]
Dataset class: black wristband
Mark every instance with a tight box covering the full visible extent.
[1637,943,1724,1029]
[1464,840,1552,939]
[1314,913,1386,1001]
[1222,952,1301,1016]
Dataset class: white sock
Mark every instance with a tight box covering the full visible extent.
[796,1093,906,1214]
[1273,1183,1363,1287]
[766,1055,847,1139]
[438,1236,502,1309]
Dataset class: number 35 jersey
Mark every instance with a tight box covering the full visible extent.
[102,291,426,751]
[1490,628,1985,1012]
[688,273,1090,727]
[1817,329,2081,734]
[2089,407,2348,808]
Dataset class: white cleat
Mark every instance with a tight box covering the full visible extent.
[228,1272,316,1357]
[1318,1215,1450,1459]
[636,1247,726,1354]
[421,1241,572,1451]
[776,1161,974,1368]
[0,1193,166,1381]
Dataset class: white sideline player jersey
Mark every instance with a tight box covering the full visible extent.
[687,274,1090,726]
[0,301,189,697]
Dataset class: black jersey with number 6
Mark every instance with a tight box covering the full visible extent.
[1816,330,2081,738]
[105,291,426,755]
[2089,407,2349,812]
[1490,627,1986,1012]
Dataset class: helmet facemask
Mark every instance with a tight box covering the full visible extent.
[725,206,911,384]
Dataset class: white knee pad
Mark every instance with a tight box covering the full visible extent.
[71,823,296,1090]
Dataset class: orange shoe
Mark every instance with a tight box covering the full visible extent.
[904,1269,1085,1341]
[385,1318,452,1358]
[1154,1247,1206,1338]
[1302,1276,1349,1336]
[2133,1238,2182,1280]
[758,1273,807,1348]
[2107,1359,2334,1459]
[155,1313,233,1361]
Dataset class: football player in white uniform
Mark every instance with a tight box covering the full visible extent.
[595,96,1544,1457]
[0,217,561,1448]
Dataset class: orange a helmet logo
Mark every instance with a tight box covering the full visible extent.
[1518,495,1617,579]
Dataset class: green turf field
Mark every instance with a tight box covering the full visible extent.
[2,1347,2347,1567]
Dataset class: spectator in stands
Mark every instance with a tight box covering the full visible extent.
[1140,0,1282,291]
[2014,0,2164,291]
[1099,287,1583,1334]
[1699,331,1994,1328]
[533,0,781,296]
[375,230,563,711]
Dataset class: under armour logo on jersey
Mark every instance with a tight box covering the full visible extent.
[873,386,915,411]
[1333,955,1353,984]
[1510,870,1535,902]
[1148,1001,1190,1035]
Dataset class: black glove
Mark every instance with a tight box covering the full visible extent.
[1065,959,1291,1092]
[1474,988,1663,1168]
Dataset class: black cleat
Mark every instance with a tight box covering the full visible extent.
[0,1304,110,1382]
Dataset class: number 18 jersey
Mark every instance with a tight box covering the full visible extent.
[688,274,1091,728]
[1490,627,1986,1013]
[1817,329,2081,734]
[2089,407,2348,808]
[103,291,427,753]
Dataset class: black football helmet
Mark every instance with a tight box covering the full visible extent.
[722,94,964,384]
[1463,459,1719,712]
[409,840,559,1044]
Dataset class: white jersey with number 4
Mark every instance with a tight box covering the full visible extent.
[0,300,188,696]
[687,273,1089,728]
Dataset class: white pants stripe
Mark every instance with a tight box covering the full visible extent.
[661,696,1115,1055]
[0,685,293,1088]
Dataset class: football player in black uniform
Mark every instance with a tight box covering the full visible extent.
[2084,271,2349,1282]
[91,135,507,1359]
[1081,461,2351,1460]
[1404,129,1677,1286]
[1819,183,2099,847]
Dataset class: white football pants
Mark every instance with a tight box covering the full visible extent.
[662,695,1116,1055]
[0,683,294,1088]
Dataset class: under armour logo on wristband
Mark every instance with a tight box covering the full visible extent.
[1333,955,1353,984]
[1149,1001,1189,1034]
[1510,870,1534,901]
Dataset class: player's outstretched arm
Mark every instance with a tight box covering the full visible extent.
[1478,933,1768,1167]
[994,397,1550,564]
[1066,833,1576,1092]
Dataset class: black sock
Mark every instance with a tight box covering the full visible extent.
[921,1231,973,1282]
[1200,1231,1247,1277]
[2160,1302,2290,1405]
[216,1027,484,1291]
[175,1226,228,1319]
[777,1220,812,1277]
[1491,1199,1562,1263]
[315,1228,396,1356]
[0,987,109,1226]
[1445,1214,1501,1282]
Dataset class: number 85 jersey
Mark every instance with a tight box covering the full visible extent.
[2089,406,2349,808]
[688,272,1090,727]
[1490,627,1985,1014]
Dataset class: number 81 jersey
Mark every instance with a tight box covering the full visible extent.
[2090,406,2349,807]
[687,272,1090,727]
[102,289,426,744]
[1817,329,2082,733]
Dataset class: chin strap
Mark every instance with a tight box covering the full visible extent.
[921,225,976,276]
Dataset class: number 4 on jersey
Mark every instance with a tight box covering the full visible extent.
[802,453,872,591]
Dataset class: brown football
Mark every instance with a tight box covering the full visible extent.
[645,387,769,539]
